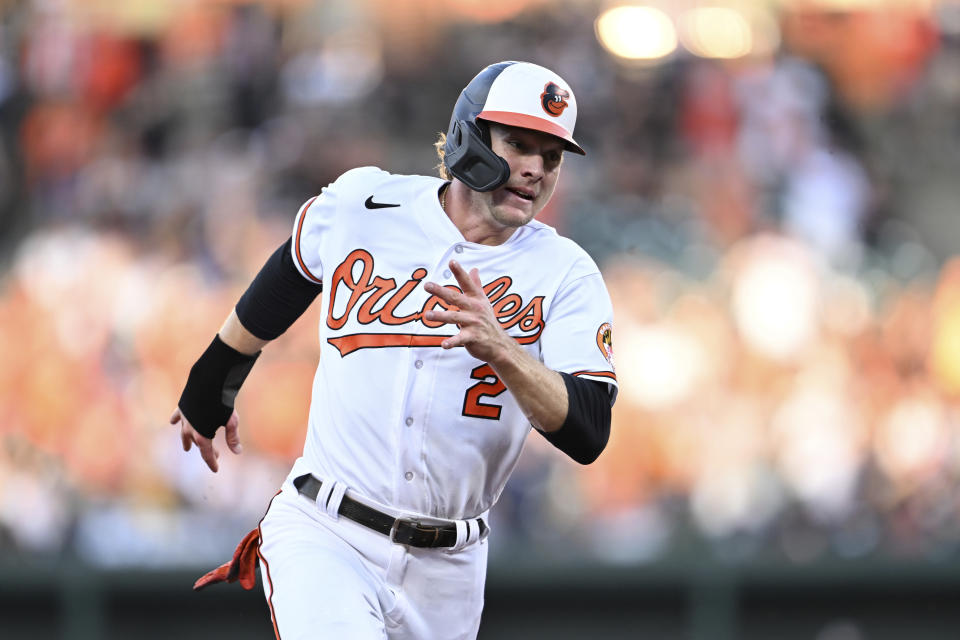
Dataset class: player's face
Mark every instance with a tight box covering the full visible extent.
[484,124,564,228]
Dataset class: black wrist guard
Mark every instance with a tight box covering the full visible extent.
[178,335,260,439]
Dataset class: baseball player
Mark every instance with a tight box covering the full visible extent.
[171,61,617,639]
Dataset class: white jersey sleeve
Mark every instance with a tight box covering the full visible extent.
[291,167,394,285]
[290,190,333,285]
[540,262,618,403]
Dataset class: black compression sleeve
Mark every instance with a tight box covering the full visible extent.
[539,373,612,464]
[235,237,324,341]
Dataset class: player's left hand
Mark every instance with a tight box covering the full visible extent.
[423,260,513,364]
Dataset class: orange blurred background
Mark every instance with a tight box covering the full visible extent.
[1,0,960,569]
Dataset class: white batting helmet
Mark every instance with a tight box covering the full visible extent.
[443,61,584,192]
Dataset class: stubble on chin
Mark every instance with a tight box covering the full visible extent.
[488,191,540,228]
[490,204,537,229]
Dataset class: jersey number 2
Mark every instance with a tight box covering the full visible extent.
[462,364,506,420]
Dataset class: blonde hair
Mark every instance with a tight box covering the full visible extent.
[434,132,451,180]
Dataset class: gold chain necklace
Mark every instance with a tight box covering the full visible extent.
[440,183,448,210]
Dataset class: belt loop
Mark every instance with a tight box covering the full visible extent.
[312,478,332,512]
[311,478,347,521]
[324,481,347,520]
[447,517,484,552]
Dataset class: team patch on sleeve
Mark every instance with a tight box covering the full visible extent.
[596,322,614,368]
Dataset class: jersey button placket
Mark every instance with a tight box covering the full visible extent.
[400,346,429,503]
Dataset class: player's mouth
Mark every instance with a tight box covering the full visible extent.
[505,187,535,202]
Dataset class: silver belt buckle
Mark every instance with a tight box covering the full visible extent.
[388,517,403,543]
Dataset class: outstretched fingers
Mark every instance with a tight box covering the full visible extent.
[196,437,220,473]
[224,410,243,455]
[449,260,483,296]
[171,408,192,452]
[425,308,462,325]
[172,407,222,472]
[424,261,484,313]
[423,281,467,309]
[441,333,467,350]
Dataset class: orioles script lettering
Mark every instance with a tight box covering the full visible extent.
[325,249,545,356]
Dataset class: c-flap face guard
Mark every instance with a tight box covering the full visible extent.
[445,119,510,193]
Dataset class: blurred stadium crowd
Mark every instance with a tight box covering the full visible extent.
[2,0,960,569]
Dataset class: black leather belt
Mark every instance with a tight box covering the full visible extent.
[294,474,486,549]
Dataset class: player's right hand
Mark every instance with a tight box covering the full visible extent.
[169,407,243,473]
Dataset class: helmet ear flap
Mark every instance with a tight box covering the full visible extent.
[444,119,510,192]
[442,61,516,193]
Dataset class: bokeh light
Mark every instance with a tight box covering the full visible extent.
[595,5,678,61]
[617,321,707,410]
[678,7,753,59]
[730,237,820,362]
[874,392,946,484]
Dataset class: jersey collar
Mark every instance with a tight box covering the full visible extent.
[414,178,535,250]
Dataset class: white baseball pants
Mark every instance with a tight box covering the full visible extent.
[257,479,488,639]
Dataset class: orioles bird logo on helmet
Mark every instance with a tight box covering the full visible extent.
[540,82,570,117]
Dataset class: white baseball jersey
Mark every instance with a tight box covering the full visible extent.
[287,166,617,521]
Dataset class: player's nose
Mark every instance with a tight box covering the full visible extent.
[517,152,545,180]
